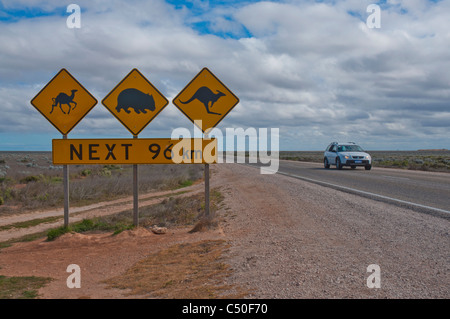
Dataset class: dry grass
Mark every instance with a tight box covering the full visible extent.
[104,240,248,299]
[0,151,204,215]
[189,217,219,233]
[0,275,52,299]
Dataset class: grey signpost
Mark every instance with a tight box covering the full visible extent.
[204,133,210,218]
[133,135,139,227]
[63,135,69,228]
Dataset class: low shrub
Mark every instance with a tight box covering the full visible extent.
[47,226,71,241]
[20,175,41,183]
[80,169,91,177]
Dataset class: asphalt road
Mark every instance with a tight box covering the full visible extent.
[244,159,450,217]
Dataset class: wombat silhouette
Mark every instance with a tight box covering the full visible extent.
[115,88,156,114]
[179,86,225,115]
[51,89,77,114]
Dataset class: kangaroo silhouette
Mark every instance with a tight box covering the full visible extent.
[51,89,77,114]
[179,86,225,115]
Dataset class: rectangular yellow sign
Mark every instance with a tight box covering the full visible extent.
[52,138,217,164]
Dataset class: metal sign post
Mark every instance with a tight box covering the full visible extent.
[205,164,210,217]
[63,134,69,228]
[133,135,139,227]
[204,133,210,218]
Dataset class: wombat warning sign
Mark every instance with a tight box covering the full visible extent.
[102,68,169,136]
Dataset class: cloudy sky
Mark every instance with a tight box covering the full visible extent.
[0,0,449,151]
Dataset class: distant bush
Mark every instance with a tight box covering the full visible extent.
[20,175,41,183]
[36,193,49,202]
[80,169,91,177]
[99,167,112,177]
[103,164,121,171]
[0,187,14,206]
[178,179,193,188]
[47,226,71,241]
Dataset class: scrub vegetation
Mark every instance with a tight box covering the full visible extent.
[0,275,52,299]
[45,189,224,241]
[0,151,203,215]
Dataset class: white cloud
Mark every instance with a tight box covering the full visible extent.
[0,0,449,150]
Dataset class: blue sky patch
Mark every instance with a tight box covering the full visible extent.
[0,3,67,23]
[166,0,264,38]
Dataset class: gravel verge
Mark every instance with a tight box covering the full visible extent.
[213,164,449,298]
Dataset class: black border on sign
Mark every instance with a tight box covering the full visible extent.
[172,67,240,134]
[101,68,169,136]
[30,68,98,136]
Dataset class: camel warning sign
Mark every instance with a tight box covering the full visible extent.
[172,68,239,133]
[102,69,169,136]
[30,68,98,135]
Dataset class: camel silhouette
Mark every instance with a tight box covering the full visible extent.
[51,89,77,114]
[179,86,225,115]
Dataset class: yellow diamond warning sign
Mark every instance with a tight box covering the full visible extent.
[30,68,98,135]
[102,69,169,136]
[172,67,239,133]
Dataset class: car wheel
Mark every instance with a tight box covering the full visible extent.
[336,157,342,170]
[365,165,372,170]
[324,158,330,169]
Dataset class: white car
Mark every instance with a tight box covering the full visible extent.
[324,142,372,170]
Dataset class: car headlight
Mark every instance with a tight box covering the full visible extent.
[365,155,371,159]
[344,155,350,159]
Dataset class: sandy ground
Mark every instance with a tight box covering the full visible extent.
[0,163,449,299]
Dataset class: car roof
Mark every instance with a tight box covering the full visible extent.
[330,142,359,146]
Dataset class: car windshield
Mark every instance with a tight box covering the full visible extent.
[337,145,364,152]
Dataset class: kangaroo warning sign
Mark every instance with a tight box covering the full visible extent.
[102,69,169,136]
[30,68,98,135]
[172,67,239,133]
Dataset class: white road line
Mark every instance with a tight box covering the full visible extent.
[381,175,410,181]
